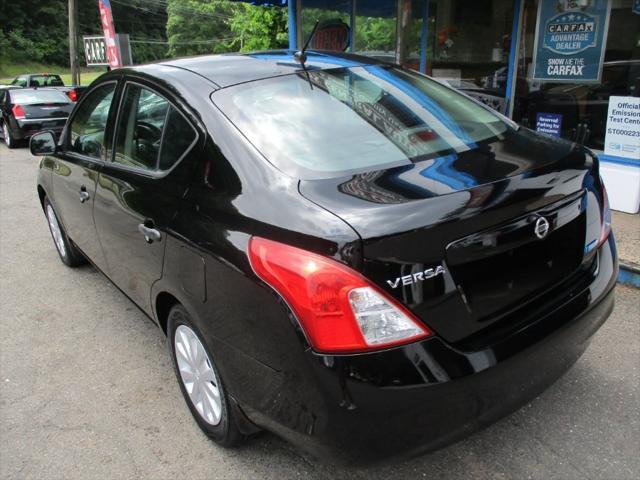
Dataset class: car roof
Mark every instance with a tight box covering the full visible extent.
[130,50,385,89]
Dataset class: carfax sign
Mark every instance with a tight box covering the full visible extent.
[532,0,611,82]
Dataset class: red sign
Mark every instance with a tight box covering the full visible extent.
[311,20,350,52]
[98,0,121,68]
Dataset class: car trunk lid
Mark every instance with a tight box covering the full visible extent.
[19,102,73,120]
[299,128,602,345]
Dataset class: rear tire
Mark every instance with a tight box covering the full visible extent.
[43,197,86,267]
[2,122,17,149]
[168,304,244,447]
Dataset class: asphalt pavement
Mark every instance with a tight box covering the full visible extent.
[1,143,639,480]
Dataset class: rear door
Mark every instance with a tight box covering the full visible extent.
[50,82,119,271]
[93,79,198,314]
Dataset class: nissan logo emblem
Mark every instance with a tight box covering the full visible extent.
[534,217,550,239]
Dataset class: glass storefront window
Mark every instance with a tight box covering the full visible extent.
[512,0,640,151]
[301,0,352,50]
[353,7,398,62]
[424,0,515,112]
[352,0,420,70]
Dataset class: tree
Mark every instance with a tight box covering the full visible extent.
[229,3,288,52]
[0,0,166,69]
[165,0,288,57]
[110,0,168,63]
[166,0,242,57]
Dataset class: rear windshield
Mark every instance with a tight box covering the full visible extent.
[214,65,513,179]
[10,90,71,105]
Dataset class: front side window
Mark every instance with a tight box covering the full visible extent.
[214,65,511,179]
[69,83,116,159]
[114,83,196,172]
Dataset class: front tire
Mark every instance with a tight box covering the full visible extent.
[43,197,86,267]
[168,305,244,447]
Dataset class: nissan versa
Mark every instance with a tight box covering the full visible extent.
[30,51,617,463]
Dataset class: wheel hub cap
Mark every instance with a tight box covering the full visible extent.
[46,205,66,257]
[174,325,222,425]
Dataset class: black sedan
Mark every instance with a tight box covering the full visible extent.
[1,88,74,148]
[29,51,617,464]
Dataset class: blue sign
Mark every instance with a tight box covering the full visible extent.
[532,0,611,82]
[536,112,563,137]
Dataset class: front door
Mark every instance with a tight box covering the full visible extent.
[93,80,198,314]
[51,82,118,271]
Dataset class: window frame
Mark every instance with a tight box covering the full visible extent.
[62,79,120,165]
[108,79,199,178]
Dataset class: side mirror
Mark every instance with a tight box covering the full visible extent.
[29,131,57,156]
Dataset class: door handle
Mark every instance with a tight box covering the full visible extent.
[79,190,90,203]
[138,223,161,244]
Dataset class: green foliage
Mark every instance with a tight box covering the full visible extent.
[301,8,350,41]
[110,0,168,63]
[0,0,73,66]
[355,17,397,52]
[230,4,288,52]
[0,0,165,70]
[166,0,240,56]
[165,0,288,57]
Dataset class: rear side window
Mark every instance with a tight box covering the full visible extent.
[69,83,116,159]
[113,83,196,172]
[159,108,197,170]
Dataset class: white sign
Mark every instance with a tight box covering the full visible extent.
[83,36,108,66]
[604,96,640,161]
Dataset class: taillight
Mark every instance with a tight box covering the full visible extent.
[598,177,611,247]
[248,237,432,353]
[12,105,26,119]
[67,89,78,102]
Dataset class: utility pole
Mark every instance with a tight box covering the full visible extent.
[68,0,80,85]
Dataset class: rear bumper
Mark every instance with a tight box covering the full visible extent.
[12,120,65,140]
[240,235,618,464]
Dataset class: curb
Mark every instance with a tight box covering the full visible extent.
[618,260,640,288]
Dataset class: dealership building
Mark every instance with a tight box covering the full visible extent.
[244,0,639,213]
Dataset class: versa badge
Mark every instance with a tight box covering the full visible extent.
[387,265,446,289]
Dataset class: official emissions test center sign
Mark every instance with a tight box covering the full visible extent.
[532,0,610,82]
[604,96,640,162]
